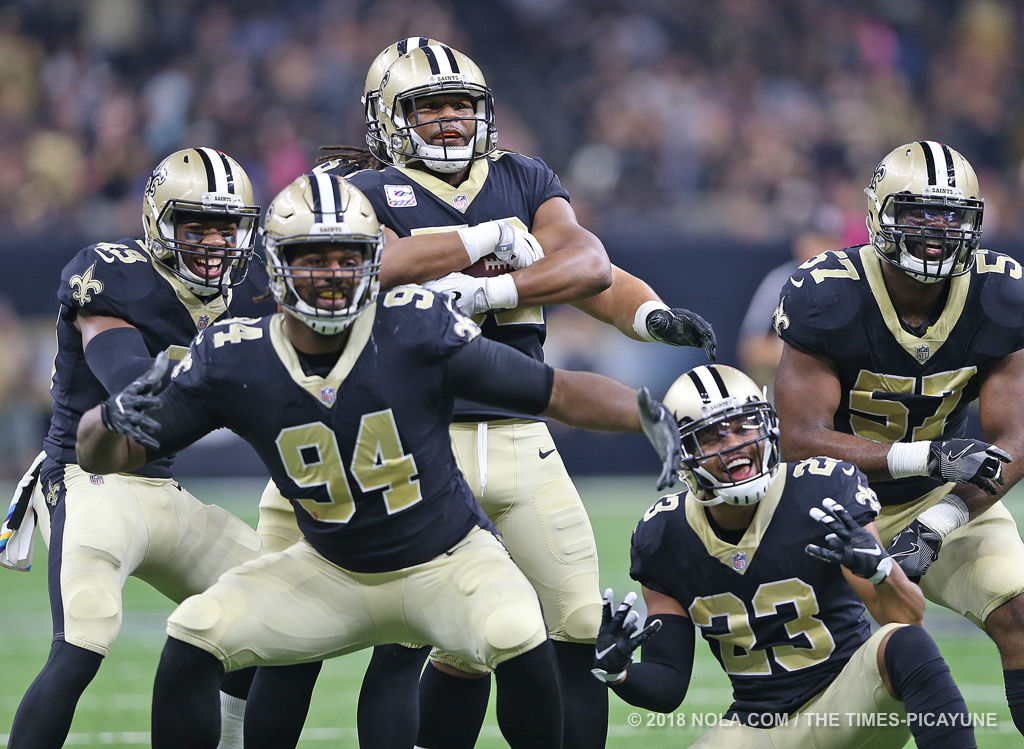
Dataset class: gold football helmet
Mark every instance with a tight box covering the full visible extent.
[363,37,445,162]
[663,365,780,506]
[262,173,384,335]
[865,141,983,283]
[142,147,260,296]
[377,44,496,172]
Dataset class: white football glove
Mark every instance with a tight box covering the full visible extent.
[424,272,519,317]
[493,220,544,269]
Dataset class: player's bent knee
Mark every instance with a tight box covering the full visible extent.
[556,599,602,643]
[167,592,225,636]
[483,606,547,669]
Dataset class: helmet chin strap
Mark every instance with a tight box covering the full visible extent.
[410,131,470,173]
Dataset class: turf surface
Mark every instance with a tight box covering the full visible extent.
[1,476,1018,747]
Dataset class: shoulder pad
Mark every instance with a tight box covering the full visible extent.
[976,250,1024,328]
[775,248,865,351]
[59,239,153,312]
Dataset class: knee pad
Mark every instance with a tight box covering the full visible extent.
[168,592,225,637]
[549,573,601,642]
[481,604,547,669]
[62,573,123,654]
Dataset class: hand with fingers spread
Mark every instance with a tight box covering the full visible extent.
[591,588,663,684]
[646,308,718,361]
[928,438,1011,495]
[638,387,682,491]
[99,351,170,449]
[805,497,893,584]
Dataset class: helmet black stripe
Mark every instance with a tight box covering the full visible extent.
[687,370,711,404]
[707,365,729,397]
[308,173,324,217]
[196,147,219,192]
[441,45,460,73]
[421,45,442,74]
[917,141,937,185]
[939,142,956,187]
[397,39,408,55]
[215,150,236,193]
[328,174,343,219]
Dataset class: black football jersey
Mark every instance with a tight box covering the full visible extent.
[337,151,569,421]
[630,458,879,725]
[775,245,1024,505]
[149,286,496,572]
[43,239,275,477]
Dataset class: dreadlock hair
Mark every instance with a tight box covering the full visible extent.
[316,145,388,173]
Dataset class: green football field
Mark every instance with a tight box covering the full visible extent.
[1,476,1019,747]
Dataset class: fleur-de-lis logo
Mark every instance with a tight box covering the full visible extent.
[46,481,61,507]
[772,296,790,334]
[70,262,103,305]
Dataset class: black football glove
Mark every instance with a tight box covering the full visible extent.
[928,438,1011,495]
[646,308,717,361]
[885,518,942,583]
[591,589,663,684]
[805,498,893,584]
[99,351,169,450]
[638,387,682,491]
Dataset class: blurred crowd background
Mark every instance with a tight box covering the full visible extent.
[1,0,1022,479]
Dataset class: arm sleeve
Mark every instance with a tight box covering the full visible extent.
[444,335,555,415]
[84,326,156,393]
[610,614,694,712]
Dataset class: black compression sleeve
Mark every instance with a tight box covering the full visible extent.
[445,336,555,415]
[610,615,694,713]
[84,326,155,393]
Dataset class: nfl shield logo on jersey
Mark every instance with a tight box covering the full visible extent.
[320,386,336,405]
[732,552,747,571]
[452,194,469,212]
[89,475,105,486]
[915,344,931,363]
[198,314,211,331]
[384,184,417,208]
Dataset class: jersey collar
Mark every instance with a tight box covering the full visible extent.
[860,245,970,364]
[147,240,232,331]
[267,307,376,408]
[394,157,490,212]
[684,468,786,575]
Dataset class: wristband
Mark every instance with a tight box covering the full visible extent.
[484,274,519,311]
[632,300,670,342]
[917,493,969,539]
[456,222,501,264]
[868,556,894,585]
[886,441,931,479]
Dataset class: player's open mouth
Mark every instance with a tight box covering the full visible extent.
[190,256,224,279]
[725,456,755,482]
[435,129,465,145]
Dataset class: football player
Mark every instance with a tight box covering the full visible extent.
[298,40,718,749]
[773,141,1024,735]
[6,147,274,749]
[72,173,683,749]
[595,364,976,748]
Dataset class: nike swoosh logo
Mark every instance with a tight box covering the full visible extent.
[842,465,856,476]
[790,277,804,287]
[893,542,920,557]
[595,644,617,660]
[539,448,556,459]
[946,446,971,462]
[853,546,882,556]
[451,291,462,302]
